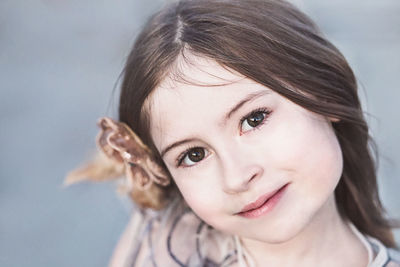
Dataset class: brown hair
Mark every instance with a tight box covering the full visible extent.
[72,0,398,247]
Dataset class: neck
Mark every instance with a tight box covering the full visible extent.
[240,195,369,267]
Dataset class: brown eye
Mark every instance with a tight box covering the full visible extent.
[188,147,204,162]
[179,147,208,167]
[241,110,268,132]
[247,112,265,127]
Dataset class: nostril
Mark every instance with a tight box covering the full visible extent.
[249,173,257,183]
[247,167,263,185]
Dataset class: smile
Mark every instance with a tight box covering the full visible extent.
[236,183,289,219]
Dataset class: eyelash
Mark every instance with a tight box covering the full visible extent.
[175,107,272,168]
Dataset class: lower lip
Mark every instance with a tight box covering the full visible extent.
[237,184,289,219]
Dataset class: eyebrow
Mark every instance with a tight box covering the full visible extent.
[224,90,270,121]
[160,138,198,158]
[160,90,270,158]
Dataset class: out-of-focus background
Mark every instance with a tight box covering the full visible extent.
[0,0,399,266]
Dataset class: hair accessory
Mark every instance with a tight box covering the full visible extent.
[96,117,170,190]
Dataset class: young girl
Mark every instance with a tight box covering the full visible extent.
[67,0,400,266]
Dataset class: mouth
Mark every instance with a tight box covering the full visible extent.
[236,183,289,219]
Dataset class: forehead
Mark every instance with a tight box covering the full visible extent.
[144,55,244,120]
[160,55,244,90]
[146,56,270,149]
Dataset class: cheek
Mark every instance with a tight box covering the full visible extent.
[300,121,343,187]
[266,110,343,194]
[172,175,224,224]
[278,110,341,172]
[285,120,343,207]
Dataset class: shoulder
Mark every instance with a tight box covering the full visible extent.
[109,200,239,267]
[108,199,204,267]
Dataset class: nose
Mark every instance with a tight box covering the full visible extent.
[218,142,264,194]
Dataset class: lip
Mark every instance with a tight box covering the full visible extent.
[236,183,289,218]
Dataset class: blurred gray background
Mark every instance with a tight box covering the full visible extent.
[0,0,399,266]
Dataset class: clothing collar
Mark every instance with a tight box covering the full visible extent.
[349,223,389,267]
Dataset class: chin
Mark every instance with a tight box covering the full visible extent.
[240,203,323,245]
[246,221,307,244]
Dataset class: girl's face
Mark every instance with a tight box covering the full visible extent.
[148,56,343,244]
